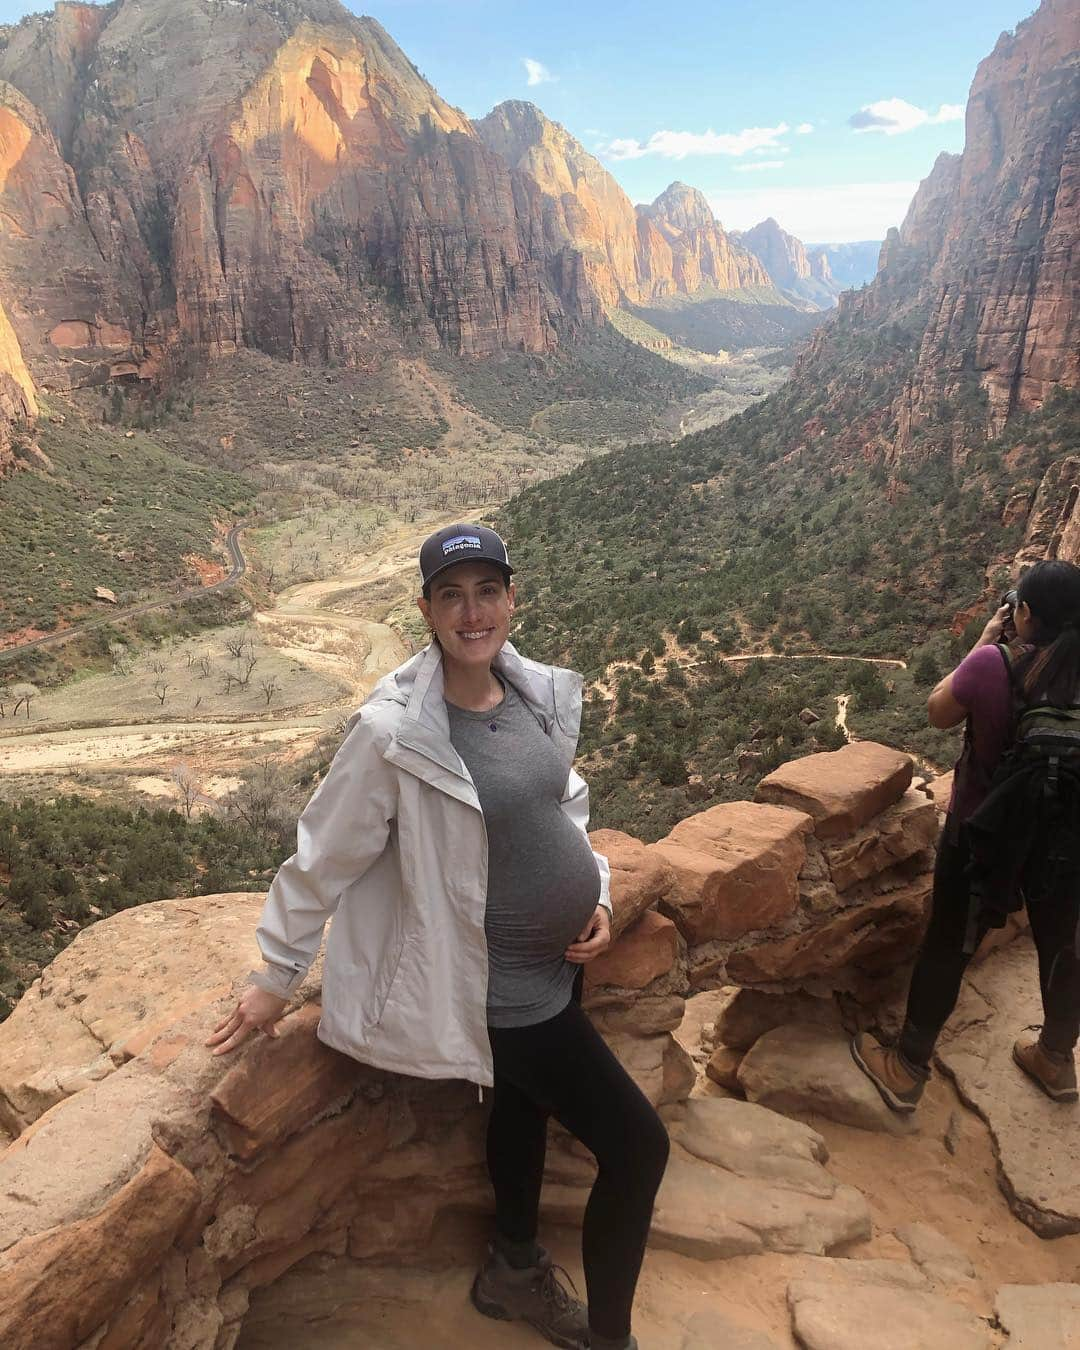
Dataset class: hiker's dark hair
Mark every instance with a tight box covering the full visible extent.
[1015,559,1080,706]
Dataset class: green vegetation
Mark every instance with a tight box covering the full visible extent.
[429,324,708,441]
[499,364,1080,834]
[625,292,823,354]
[0,795,287,1019]
[0,403,252,637]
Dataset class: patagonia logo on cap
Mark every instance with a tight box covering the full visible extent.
[442,534,482,556]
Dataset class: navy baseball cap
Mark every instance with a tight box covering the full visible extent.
[419,524,514,591]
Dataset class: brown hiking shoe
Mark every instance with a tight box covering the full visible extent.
[471,1243,588,1349]
[851,1032,928,1113]
[1012,1028,1078,1103]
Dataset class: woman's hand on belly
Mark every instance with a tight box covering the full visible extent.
[564,905,612,964]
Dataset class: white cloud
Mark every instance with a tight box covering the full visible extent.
[849,98,963,136]
[603,122,790,162]
[796,122,814,135]
[733,160,785,173]
[707,180,919,244]
[523,58,556,87]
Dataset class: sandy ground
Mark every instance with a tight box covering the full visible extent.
[240,998,1080,1350]
[0,514,463,797]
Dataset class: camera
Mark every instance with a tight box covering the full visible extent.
[999,588,1019,641]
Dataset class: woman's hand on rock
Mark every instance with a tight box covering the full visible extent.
[565,905,612,964]
[205,986,288,1056]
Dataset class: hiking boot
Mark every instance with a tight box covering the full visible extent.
[1012,1028,1079,1103]
[850,1032,928,1113]
[471,1242,588,1349]
[588,1336,639,1350]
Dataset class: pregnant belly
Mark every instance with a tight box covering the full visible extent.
[486,856,601,967]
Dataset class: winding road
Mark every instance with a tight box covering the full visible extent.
[0,525,248,662]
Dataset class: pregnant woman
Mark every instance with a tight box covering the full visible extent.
[207,524,669,1350]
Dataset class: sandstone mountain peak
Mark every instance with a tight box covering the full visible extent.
[645,180,718,234]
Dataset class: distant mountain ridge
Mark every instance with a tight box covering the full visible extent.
[734,221,881,310]
[806,242,881,293]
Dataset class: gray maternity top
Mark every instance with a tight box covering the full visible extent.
[446,680,601,1027]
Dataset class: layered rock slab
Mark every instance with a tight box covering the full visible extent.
[543,1096,869,1259]
[754,742,913,838]
[996,1283,1080,1348]
[650,800,813,944]
[0,892,265,1134]
[738,1024,917,1135]
[936,939,1080,1235]
[787,1259,994,1350]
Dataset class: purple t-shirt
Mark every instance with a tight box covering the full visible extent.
[948,644,1014,820]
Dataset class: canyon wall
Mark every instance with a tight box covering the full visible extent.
[815,0,1079,448]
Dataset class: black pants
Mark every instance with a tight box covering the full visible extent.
[486,976,670,1342]
[900,825,1080,1068]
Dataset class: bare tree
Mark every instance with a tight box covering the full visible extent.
[0,685,10,718]
[170,763,202,819]
[153,679,170,707]
[109,642,133,676]
[228,758,290,844]
[260,676,279,706]
[239,652,258,688]
[149,658,166,675]
[12,683,38,719]
[221,672,237,695]
[197,654,214,679]
[224,633,247,660]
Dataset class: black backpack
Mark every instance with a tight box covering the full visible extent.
[962,644,1080,954]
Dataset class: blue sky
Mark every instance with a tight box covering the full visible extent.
[1,0,1037,242]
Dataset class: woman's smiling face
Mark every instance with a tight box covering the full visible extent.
[417,562,515,669]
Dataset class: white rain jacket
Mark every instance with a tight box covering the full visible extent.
[252,640,612,1087]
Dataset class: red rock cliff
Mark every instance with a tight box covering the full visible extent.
[637,181,772,298]
[0,0,574,386]
[830,0,1079,447]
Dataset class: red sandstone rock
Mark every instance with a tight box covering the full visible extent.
[705,1044,745,1091]
[0,892,266,1135]
[727,880,931,986]
[715,989,842,1052]
[211,1003,360,1160]
[586,910,680,991]
[651,801,814,945]
[1015,456,1080,569]
[927,771,955,817]
[754,743,914,839]
[589,828,676,939]
[820,788,938,891]
[0,1144,199,1350]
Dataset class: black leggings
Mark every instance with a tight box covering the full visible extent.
[486,981,670,1342]
[900,825,1080,1068]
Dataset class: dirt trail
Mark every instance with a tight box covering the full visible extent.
[0,514,467,781]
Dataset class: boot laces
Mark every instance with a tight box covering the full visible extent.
[538,1262,580,1314]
